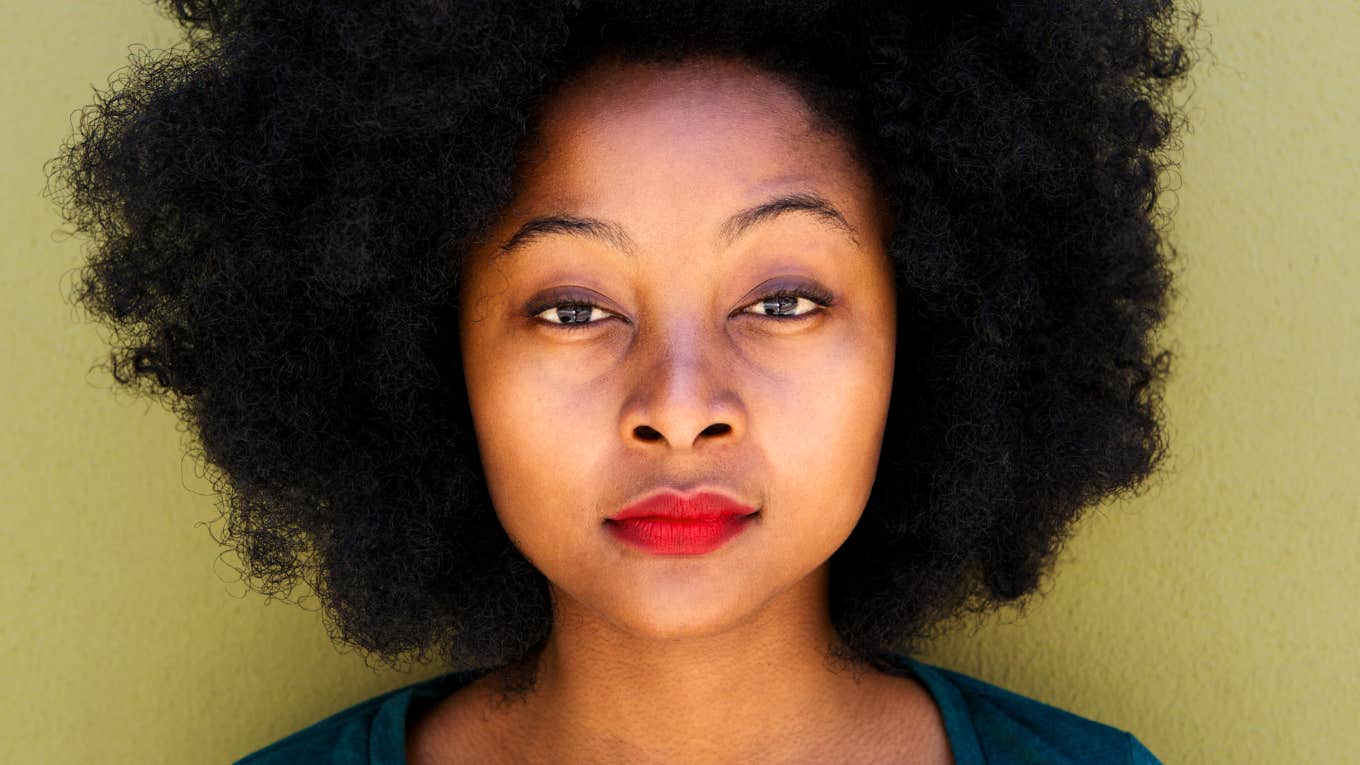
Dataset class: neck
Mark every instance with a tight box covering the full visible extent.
[494,567,888,763]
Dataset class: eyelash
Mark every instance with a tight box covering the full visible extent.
[529,286,834,333]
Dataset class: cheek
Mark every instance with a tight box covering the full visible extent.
[459,335,614,561]
[768,321,895,543]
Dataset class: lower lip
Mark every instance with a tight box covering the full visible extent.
[605,513,759,555]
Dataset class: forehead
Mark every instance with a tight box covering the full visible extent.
[540,55,819,147]
[505,56,880,232]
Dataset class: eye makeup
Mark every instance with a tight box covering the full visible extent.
[524,282,835,332]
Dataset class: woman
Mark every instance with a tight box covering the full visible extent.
[46,0,1198,761]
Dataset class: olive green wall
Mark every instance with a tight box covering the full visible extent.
[3,2,1354,761]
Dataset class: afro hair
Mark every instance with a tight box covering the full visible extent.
[45,0,1199,677]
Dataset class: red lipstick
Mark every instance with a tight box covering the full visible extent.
[606,489,759,555]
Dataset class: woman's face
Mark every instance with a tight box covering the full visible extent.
[458,56,896,639]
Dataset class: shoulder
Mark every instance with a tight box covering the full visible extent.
[899,656,1163,765]
[232,671,473,765]
[232,686,405,765]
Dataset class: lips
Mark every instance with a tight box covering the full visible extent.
[610,489,757,521]
[606,489,760,555]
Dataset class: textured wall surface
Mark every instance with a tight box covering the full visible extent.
[3,2,1355,762]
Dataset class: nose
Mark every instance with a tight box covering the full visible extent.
[621,324,745,452]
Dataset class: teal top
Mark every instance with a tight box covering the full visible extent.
[234,652,1162,764]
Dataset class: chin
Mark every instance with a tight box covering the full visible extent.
[598,582,767,640]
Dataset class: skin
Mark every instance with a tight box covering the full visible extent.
[413,55,953,764]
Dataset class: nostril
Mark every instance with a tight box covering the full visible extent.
[632,423,729,442]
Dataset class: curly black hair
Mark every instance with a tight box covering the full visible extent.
[45,0,1198,680]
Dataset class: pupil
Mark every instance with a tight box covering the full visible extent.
[557,304,590,323]
[765,296,796,315]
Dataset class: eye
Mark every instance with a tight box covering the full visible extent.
[736,287,833,321]
[531,298,619,333]
[527,284,834,332]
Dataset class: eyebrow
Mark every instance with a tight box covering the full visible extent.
[496,191,861,259]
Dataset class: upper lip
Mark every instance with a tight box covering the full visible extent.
[609,487,758,521]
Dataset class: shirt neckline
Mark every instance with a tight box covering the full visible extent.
[369,651,984,764]
[878,652,986,764]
